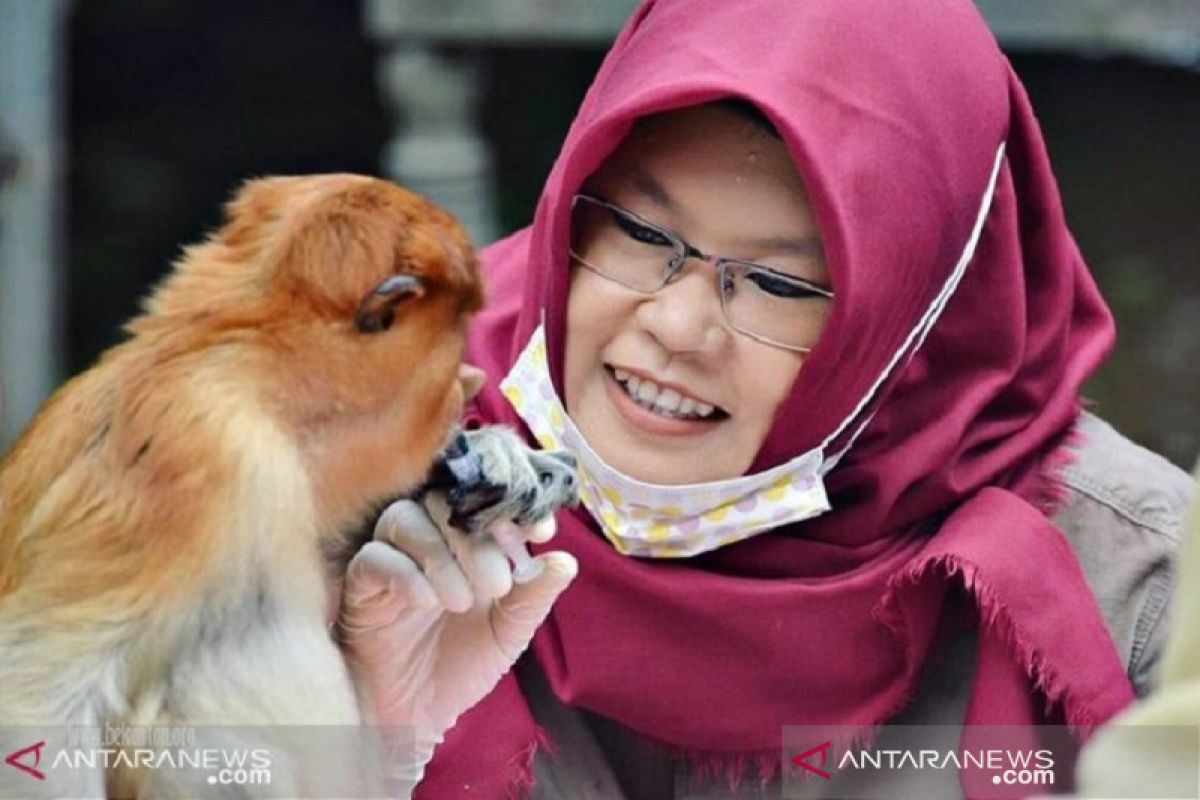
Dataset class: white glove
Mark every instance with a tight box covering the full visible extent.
[334,496,577,797]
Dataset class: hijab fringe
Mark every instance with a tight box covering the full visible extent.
[500,725,554,800]
[879,553,1105,736]
[660,721,887,793]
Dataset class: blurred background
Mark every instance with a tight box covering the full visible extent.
[1,0,1198,469]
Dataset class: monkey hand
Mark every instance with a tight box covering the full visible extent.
[334,497,577,796]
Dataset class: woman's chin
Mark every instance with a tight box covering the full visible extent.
[592,438,747,486]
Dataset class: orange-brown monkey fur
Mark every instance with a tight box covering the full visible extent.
[0,174,483,797]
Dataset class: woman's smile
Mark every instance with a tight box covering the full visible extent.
[602,363,727,437]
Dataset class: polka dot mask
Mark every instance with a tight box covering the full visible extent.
[499,324,840,558]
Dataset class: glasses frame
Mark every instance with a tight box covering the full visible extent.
[569,193,833,353]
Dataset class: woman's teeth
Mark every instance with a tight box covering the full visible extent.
[612,368,718,420]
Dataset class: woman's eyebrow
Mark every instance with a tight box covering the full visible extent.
[630,167,823,259]
[630,168,676,210]
[739,235,824,259]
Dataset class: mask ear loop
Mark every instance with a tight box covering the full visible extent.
[818,141,1009,478]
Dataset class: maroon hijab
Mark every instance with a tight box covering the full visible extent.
[419,0,1133,795]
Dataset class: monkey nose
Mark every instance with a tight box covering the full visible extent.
[459,364,487,400]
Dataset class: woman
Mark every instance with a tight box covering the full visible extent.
[336,0,1194,796]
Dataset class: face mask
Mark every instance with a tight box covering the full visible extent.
[500,143,1006,558]
[500,324,838,557]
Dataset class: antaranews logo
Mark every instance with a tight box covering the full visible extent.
[1,724,416,798]
[791,740,833,780]
[789,738,1054,786]
[782,725,1075,799]
[4,740,47,781]
[2,728,273,792]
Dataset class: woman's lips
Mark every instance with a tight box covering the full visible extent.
[603,366,724,437]
[609,364,721,411]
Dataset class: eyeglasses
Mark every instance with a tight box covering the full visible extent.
[569,194,833,353]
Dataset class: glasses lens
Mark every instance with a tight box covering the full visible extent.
[721,262,832,350]
[570,196,679,292]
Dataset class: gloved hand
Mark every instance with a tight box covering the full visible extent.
[334,496,577,797]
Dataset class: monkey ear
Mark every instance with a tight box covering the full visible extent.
[354,274,425,334]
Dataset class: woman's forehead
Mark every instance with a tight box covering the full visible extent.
[590,106,801,195]
[621,104,782,158]
[586,106,821,247]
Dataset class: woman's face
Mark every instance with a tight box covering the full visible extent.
[562,104,831,484]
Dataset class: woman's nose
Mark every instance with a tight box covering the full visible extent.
[635,263,728,355]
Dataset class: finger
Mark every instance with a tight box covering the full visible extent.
[374,498,473,614]
[526,515,558,544]
[423,494,513,604]
[491,551,578,659]
[342,541,437,629]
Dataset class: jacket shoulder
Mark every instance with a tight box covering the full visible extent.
[1051,411,1194,697]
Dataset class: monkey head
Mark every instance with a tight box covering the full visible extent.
[128,174,485,535]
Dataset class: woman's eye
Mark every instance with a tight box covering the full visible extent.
[612,211,672,247]
[746,271,824,299]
